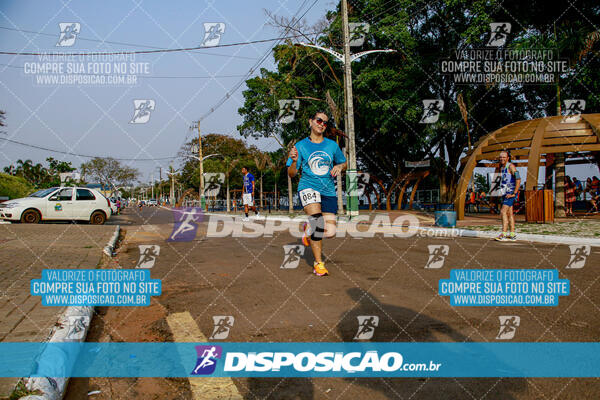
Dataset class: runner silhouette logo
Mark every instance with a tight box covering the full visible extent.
[566,245,590,269]
[487,22,511,47]
[167,207,203,242]
[56,23,80,47]
[425,245,449,269]
[281,245,305,269]
[191,345,222,375]
[65,315,90,340]
[130,99,155,124]
[136,245,160,269]
[210,316,234,340]
[562,100,585,123]
[202,23,225,47]
[277,99,300,124]
[420,100,444,124]
[496,316,520,340]
[354,315,379,340]
[203,173,224,197]
[348,22,370,47]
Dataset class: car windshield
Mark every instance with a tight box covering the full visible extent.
[28,188,59,198]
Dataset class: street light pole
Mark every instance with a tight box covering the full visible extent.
[341,0,358,216]
[191,121,206,210]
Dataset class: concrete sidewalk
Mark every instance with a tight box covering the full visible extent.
[0,224,114,398]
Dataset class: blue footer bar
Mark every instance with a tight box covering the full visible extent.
[1,342,599,377]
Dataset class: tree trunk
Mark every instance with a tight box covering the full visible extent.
[288,174,293,213]
[260,174,264,209]
[274,180,278,211]
[226,176,230,213]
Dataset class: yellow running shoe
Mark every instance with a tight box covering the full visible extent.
[313,261,329,276]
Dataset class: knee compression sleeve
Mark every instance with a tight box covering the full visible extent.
[309,213,325,241]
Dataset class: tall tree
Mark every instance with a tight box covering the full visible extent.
[80,157,140,193]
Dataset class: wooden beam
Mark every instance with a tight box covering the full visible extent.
[540,144,600,153]
[542,136,598,146]
[525,119,549,191]
[543,129,594,139]
[581,114,600,143]
[477,148,530,161]
[545,122,589,131]
[481,139,532,153]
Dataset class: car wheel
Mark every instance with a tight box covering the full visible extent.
[21,209,41,224]
[90,211,106,225]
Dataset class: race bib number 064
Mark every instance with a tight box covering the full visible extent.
[299,188,321,207]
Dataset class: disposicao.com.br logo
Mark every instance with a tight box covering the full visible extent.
[206,214,422,238]
[196,349,442,375]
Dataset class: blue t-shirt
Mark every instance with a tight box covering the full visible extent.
[286,137,346,196]
[500,163,516,195]
[243,172,255,193]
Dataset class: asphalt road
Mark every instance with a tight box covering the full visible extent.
[68,206,600,400]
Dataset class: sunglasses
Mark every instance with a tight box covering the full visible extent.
[314,117,329,126]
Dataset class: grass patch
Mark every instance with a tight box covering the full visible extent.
[9,380,41,400]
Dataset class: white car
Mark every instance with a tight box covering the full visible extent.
[0,187,112,224]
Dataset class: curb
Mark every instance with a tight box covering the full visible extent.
[20,225,121,400]
[440,227,600,246]
[103,225,120,257]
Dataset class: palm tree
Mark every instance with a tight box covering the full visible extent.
[266,151,287,212]
[223,157,239,212]
[254,152,269,210]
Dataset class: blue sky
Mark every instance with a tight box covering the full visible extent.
[1,0,597,184]
[0,0,332,182]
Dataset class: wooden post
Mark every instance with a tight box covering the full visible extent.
[525,119,549,191]
[554,153,566,217]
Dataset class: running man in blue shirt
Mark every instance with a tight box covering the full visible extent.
[287,111,347,276]
[242,167,259,221]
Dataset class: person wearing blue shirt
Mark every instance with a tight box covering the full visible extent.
[241,167,259,221]
[287,111,347,276]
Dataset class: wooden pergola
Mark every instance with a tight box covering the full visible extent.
[455,114,600,220]
[368,170,430,210]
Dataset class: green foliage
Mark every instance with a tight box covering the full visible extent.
[2,157,76,189]
[0,173,34,199]
[473,173,490,193]
[80,157,140,190]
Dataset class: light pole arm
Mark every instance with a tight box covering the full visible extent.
[297,42,344,62]
[187,153,222,162]
[297,43,395,64]
[351,49,396,62]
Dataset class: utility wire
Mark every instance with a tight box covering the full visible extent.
[0,137,176,161]
[0,25,260,60]
[0,33,319,56]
